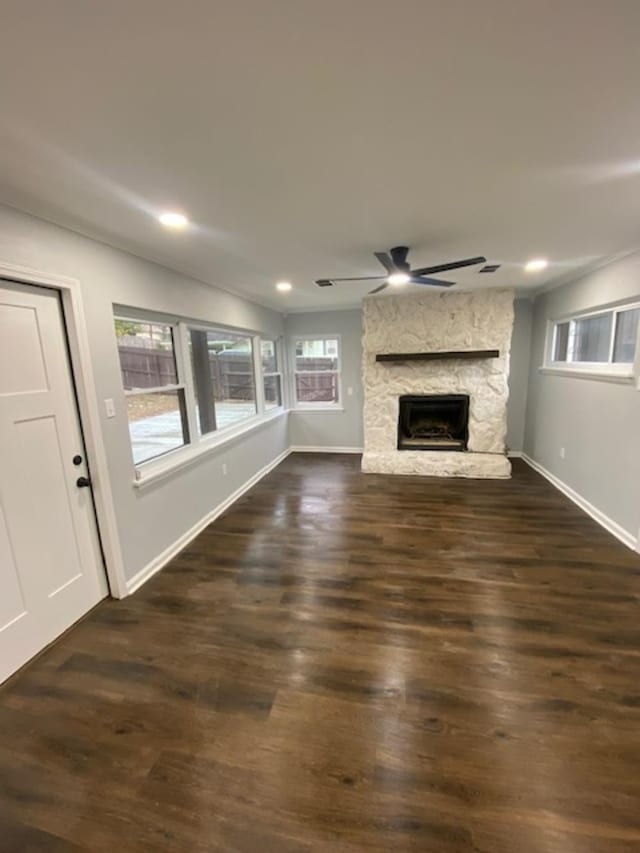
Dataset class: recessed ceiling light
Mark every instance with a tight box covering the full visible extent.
[388,272,410,285]
[158,211,189,229]
[525,258,548,272]
[276,281,292,292]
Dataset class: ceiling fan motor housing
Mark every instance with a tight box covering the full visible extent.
[389,246,410,272]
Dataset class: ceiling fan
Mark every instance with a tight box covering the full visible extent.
[315,246,487,294]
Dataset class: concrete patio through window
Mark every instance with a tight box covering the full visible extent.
[129,401,258,464]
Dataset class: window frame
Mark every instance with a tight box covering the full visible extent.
[545,301,640,380]
[114,314,191,466]
[289,333,343,410]
[113,309,286,485]
[260,337,284,412]
[184,322,262,439]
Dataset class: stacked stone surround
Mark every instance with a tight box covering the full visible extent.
[361,288,514,478]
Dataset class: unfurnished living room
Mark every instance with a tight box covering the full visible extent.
[1,1,639,851]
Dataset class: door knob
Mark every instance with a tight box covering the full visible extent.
[76,476,92,489]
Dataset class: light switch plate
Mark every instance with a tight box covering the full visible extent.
[104,398,116,418]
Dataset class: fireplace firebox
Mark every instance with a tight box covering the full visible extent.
[397,394,469,451]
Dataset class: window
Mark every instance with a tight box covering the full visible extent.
[114,318,189,465]
[613,307,640,362]
[261,339,283,411]
[114,313,285,474]
[550,304,640,374]
[189,328,257,435]
[293,336,341,406]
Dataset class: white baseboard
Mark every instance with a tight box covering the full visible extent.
[507,450,523,458]
[521,453,638,552]
[290,446,363,454]
[125,447,292,595]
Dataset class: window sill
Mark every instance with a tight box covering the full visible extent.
[539,366,635,385]
[291,405,345,413]
[132,407,287,490]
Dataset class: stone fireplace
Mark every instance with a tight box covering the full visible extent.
[361,289,514,478]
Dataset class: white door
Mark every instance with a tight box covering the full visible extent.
[0,280,107,683]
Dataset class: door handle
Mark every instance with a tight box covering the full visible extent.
[76,476,92,489]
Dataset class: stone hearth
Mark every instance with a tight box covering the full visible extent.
[361,289,514,478]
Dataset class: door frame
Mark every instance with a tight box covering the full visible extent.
[0,261,127,597]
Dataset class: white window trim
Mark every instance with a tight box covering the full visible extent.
[538,366,636,385]
[115,312,286,483]
[543,300,640,383]
[289,333,344,411]
[115,315,191,465]
[261,337,284,412]
[184,321,260,424]
[132,407,287,489]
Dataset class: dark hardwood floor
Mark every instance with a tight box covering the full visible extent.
[1,455,639,852]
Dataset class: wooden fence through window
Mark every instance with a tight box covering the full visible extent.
[118,348,336,403]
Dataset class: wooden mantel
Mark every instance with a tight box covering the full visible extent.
[375,349,500,363]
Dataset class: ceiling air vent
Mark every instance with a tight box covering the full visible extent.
[315,279,334,287]
[479,264,501,273]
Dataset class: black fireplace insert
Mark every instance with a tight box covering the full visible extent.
[397,394,469,451]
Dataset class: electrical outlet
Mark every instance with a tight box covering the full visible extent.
[560,447,565,459]
[222,463,228,476]
[347,386,354,396]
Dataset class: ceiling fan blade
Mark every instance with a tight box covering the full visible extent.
[369,282,389,294]
[411,256,486,276]
[411,276,455,288]
[374,252,395,273]
[315,276,387,285]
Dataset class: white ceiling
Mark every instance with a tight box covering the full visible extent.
[1,0,640,311]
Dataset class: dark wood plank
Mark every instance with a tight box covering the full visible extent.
[376,349,500,362]
[1,456,639,852]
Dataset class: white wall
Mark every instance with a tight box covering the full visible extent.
[524,252,640,543]
[285,309,363,449]
[0,204,289,583]
[507,299,533,453]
